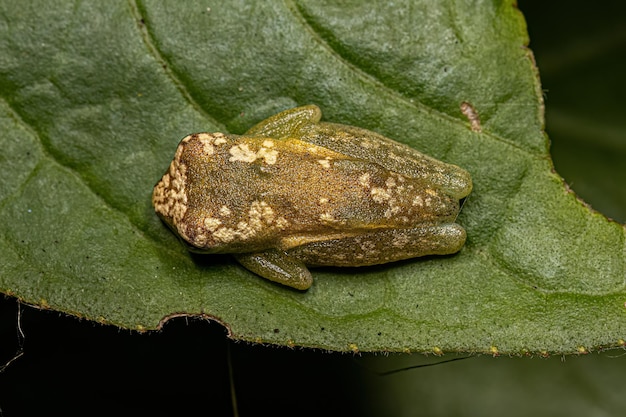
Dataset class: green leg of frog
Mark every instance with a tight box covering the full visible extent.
[233,249,313,290]
[245,105,321,138]
[234,224,466,290]
[288,223,467,268]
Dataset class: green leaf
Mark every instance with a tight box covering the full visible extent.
[1,0,624,354]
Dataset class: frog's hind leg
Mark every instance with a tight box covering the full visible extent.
[245,105,322,138]
[233,249,313,290]
[289,224,467,267]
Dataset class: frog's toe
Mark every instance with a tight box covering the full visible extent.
[445,168,473,199]
[234,249,313,290]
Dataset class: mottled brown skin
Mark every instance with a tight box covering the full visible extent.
[153,105,472,290]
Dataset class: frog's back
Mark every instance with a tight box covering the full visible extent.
[153,132,459,254]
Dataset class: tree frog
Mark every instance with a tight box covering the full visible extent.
[153,105,472,290]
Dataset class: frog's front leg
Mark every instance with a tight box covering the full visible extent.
[245,105,321,138]
[288,224,467,268]
[233,249,314,290]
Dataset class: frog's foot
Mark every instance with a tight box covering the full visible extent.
[233,249,313,290]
